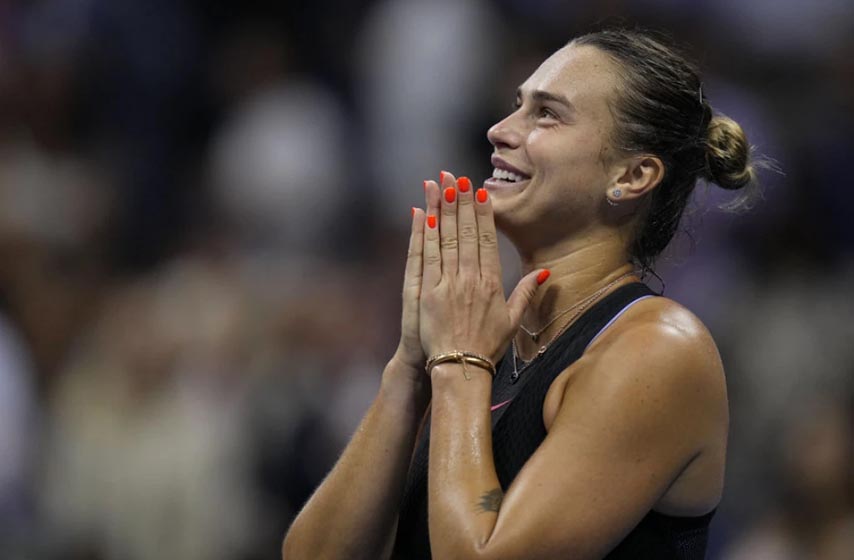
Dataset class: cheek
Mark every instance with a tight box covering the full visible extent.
[529,132,604,183]
[532,145,605,189]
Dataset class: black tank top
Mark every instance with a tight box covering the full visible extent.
[393,282,715,559]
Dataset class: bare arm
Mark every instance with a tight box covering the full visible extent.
[282,357,429,560]
[426,307,727,560]
[415,176,726,559]
[283,198,438,559]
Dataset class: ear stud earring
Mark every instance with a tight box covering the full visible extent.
[607,188,622,206]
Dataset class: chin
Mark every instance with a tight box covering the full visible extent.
[492,207,527,247]
[483,176,528,218]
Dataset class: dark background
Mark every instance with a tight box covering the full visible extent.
[0,1,851,558]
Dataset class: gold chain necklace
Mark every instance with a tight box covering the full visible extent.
[519,271,635,342]
[510,273,636,382]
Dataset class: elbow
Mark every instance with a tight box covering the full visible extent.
[281,523,330,560]
[281,532,292,560]
[281,524,302,560]
[431,540,492,560]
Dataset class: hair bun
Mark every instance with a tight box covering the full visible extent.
[704,115,754,190]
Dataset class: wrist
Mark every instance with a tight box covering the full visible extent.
[386,350,425,382]
[429,361,493,383]
[380,357,430,410]
[390,345,425,373]
[426,350,496,380]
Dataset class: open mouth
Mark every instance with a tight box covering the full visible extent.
[485,167,531,189]
[491,167,529,183]
[485,155,532,190]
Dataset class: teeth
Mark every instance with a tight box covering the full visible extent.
[492,168,526,182]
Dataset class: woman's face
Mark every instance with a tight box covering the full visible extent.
[485,44,625,247]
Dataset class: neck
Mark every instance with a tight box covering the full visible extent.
[514,235,636,359]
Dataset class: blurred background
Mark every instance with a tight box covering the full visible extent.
[0,0,852,558]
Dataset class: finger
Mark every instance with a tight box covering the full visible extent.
[455,175,479,277]
[438,172,459,277]
[474,188,501,280]
[403,207,426,306]
[424,177,442,214]
[422,179,442,288]
[507,269,550,329]
[400,207,426,358]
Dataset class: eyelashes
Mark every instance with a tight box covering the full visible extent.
[510,100,558,121]
[538,107,558,119]
[510,100,558,119]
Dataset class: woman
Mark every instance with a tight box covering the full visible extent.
[283,28,755,559]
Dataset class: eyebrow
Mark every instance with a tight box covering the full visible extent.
[516,87,576,112]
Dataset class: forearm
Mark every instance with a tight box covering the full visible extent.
[428,363,501,559]
[283,359,429,560]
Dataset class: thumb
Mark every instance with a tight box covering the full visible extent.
[507,269,550,329]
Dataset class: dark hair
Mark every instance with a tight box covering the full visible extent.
[572,28,758,272]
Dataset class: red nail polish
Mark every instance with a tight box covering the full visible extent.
[411,207,416,217]
[458,177,471,193]
[444,187,456,203]
[476,188,488,203]
[423,180,428,191]
[537,270,551,285]
[427,215,437,229]
[439,171,447,184]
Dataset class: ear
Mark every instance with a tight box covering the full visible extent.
[608,155,665,203]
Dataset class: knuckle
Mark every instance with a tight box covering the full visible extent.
[481,276,501,293]
[402,280,421,293]
[478,231,497,247]
[424,253,442,266]
[440,236,459,250]
[460,224,478,241]
[459,275,478,293]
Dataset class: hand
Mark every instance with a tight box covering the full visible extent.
[392,194,434,374]
[418,171,548,366]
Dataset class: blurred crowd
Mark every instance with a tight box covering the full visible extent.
[0,1,852,559]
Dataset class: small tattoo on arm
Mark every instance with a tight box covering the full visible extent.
[476,488,504,513]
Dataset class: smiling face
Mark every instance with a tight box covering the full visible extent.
[485,44,627,249]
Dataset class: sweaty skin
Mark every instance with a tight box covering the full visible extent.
[283,44,728,560]
[421,169,727,560]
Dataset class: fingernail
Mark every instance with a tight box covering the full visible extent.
[439,171,447,184]
[476,188,488,203]
[423,180,428,191]
[458,177,471,193]
[411,207,416,217]
[537,270,551,285]
[444,187,456,203]
[427,215,437,229]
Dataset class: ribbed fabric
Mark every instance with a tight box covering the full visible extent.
[392,283,715,559]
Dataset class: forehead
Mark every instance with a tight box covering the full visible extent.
[520,44,620,116]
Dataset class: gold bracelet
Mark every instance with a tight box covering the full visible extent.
[425,351,496,380]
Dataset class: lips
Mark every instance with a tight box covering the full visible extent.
[485,155,531,190]
[491,155,531,179]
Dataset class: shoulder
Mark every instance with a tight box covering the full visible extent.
[559,295,728,447]
[586,295,724,384]
[530,294,728,526]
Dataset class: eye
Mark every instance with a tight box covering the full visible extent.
[537,106,558,120]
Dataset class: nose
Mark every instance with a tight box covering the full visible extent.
[487,112,523,150]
